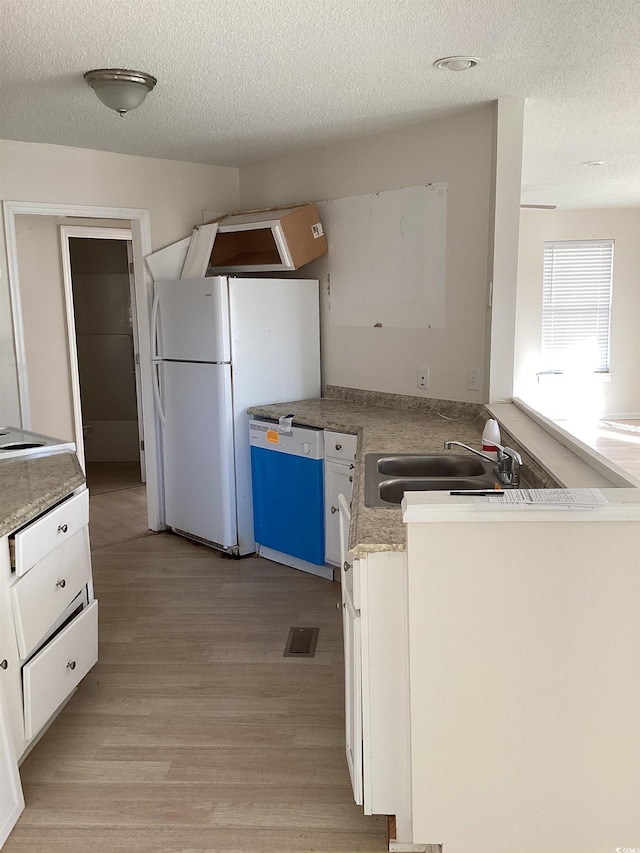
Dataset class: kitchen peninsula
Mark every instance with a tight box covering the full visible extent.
[248,386,629,554]
[249,389,640,853]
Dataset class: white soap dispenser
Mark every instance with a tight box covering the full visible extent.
[481,418,501,461]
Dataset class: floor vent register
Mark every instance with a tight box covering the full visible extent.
[283,627,319,658]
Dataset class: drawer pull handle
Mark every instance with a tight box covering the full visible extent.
[0,660,7,670]
[349,463,355,469]
[58,524,69,533]
[349,475,353,482]
[67,661,77,671]
[343,561,351,572]
[56,579,67,589]
[330,505,338,514]
[335,444,342,451]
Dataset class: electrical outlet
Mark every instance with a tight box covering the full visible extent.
[418,367,430,390]
[467,368,481,391]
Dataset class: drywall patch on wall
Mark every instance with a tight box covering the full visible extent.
[318,183,447,329]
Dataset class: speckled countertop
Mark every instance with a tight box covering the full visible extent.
[0,451,85,537]
[249,391,494,556]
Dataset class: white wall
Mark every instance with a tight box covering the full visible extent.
[0,139,239,427]
[238,106,496,403]
[515,208,640,417]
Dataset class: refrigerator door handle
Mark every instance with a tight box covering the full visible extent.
[151,291,161,360]
[152,361,166,424]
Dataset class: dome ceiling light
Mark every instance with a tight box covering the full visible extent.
[84,68,157,117]
[433,56,482,71]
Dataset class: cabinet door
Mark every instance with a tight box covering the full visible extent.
[338,495,363,806]
[343,592,363,806]
[0,544,23,760]
[324,462,354,567]
[0,679,23,847]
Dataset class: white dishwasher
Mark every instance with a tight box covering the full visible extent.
[249,420,332,580]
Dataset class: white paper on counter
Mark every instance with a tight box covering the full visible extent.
[484,488,607,509]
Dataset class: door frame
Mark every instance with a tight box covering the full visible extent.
[59,225,146,479]
[2,201,162,531]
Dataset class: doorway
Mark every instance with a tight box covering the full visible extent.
[62,228,149,543]
[2,201,164,531]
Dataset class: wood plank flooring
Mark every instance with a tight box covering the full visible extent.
[5,478,386,851]
[556,417,640,482]
[86,461,150,550]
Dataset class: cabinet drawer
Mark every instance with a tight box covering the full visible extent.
[11,490,89,578]
[23,599,98,741]
[11,527,91,659]
[324,431,357,463]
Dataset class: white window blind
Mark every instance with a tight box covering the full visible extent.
[541,240,614,373]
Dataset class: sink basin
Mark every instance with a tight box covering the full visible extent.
[364,451,499,508]
[376,453,489,478]
[378,477,497,504]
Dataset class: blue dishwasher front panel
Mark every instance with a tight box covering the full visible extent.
[250,444,325,566]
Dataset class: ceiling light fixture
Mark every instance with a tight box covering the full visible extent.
[433,56,481,71]
[84,68,157,117]
[582,160,604,167]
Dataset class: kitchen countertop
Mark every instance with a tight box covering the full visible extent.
[249,396,498,555]
[0,451,85,537]
[249,389,632,556]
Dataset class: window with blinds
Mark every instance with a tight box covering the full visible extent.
[541,240,614,373]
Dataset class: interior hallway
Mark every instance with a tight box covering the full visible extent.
[4,467,386,852]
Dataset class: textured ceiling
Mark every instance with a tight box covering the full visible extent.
[1,0,639,208]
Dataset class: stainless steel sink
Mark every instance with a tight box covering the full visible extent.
[378,476,497,504]
[376,453,488,478]
[364,452,498,508]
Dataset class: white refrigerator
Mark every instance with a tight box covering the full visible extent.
[152,276,321,555]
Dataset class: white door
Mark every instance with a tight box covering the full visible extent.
[154,278,230,363]
[180,223,219,279]
[126,242,146,481]
[160,361,236,549]
[0,680,24,847]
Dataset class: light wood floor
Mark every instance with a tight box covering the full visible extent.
[5,473,386,851]
[557,417,640,481]
[86,461,150,550]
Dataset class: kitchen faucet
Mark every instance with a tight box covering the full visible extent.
[444,440,523,487]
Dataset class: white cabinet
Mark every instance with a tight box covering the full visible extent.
[338,522,415,845]
[208,204,327,272]
[0,679,23,848]
[1,486,97,761]
[338,494,363,806]
[324,431,357,567]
